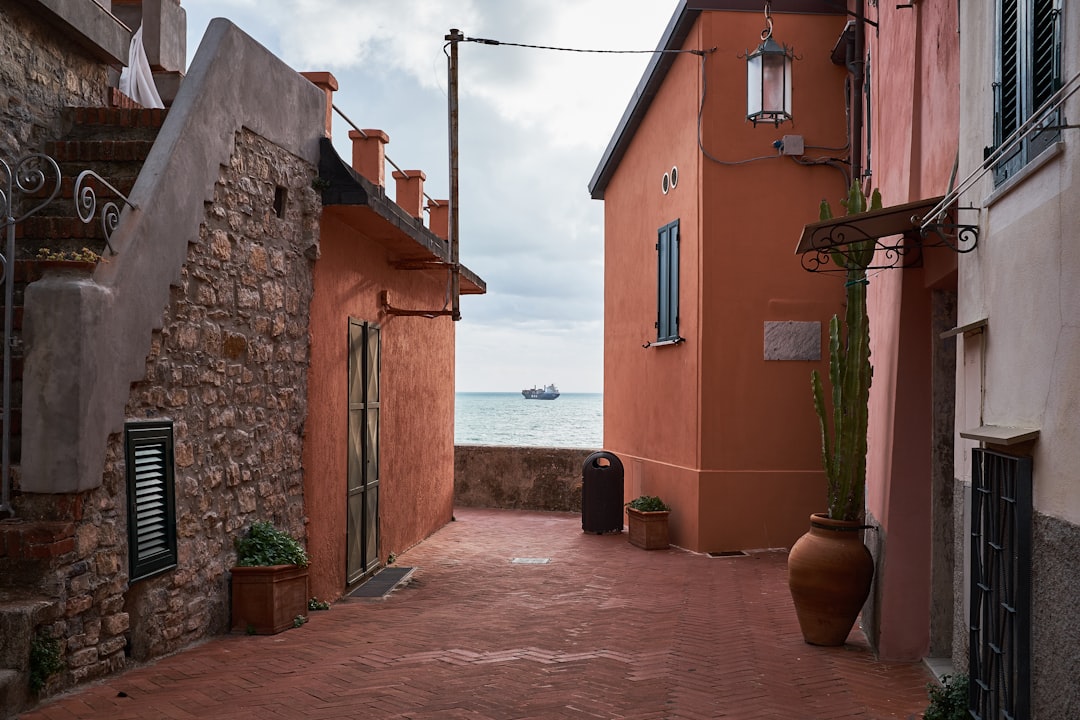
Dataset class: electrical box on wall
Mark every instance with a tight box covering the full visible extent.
[780,134,805,156]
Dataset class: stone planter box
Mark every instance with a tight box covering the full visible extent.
[230,564,308,634]
[626,508,670,550]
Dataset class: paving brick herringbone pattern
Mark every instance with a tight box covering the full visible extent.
[21,508,933,719]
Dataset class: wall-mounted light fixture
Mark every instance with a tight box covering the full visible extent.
[747,0,794,127]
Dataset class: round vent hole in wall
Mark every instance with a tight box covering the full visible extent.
[661,172,670,194]
[670,165,678,189]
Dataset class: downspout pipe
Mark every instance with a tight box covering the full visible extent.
[849,1,865,184]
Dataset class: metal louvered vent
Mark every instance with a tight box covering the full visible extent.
[125,421,177,581]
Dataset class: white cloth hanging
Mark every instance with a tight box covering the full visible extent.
[119,25,165,109]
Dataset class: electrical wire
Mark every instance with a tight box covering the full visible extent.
[464,36,708,56]
[695,53,782,166]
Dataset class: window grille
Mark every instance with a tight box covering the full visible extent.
[969,448,1032,719]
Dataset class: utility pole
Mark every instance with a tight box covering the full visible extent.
[446,29,464,322]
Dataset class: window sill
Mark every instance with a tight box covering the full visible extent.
[959,425,1040,446]
[985,141,1064,208]
[642,337,685,348]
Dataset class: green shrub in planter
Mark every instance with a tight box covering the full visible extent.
[234,521,309,567]
[625,495,670,512]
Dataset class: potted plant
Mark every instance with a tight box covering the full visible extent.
[625,495,671,550]
[924,674,969,720]
[787,181,879,646]
[230,520,310,635]
[27,246,101,278]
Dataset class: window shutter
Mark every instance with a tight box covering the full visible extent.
[1028,0,1061,156]
[656,220,680,343]
[126,422,177,581]
[992,0,1060,184]
[999,0,1020,140]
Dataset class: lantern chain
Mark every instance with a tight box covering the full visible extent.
[762,0,774,41]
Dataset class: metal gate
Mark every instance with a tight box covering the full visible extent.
[969,448,1032,719]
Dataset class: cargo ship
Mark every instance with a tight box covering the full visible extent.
[522,383,560,400]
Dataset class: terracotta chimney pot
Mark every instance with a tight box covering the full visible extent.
[428,199,450,240]
[393,170,426,219]
[299,71,339,137]
[349,129,390,187]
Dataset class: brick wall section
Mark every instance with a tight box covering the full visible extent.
[4,128,318,691]
[0,2,109,159]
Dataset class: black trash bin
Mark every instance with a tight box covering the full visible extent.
[581,451,624,534]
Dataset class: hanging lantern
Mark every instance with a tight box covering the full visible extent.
[747,1,793,127]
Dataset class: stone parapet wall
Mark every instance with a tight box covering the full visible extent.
[454,446,598,513]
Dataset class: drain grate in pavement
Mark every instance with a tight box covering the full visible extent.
[348,567,414,598]
[708,550,749,558]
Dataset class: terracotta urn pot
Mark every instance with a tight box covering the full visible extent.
[787,513,874,646]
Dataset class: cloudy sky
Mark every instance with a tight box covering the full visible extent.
[181,1,681,393]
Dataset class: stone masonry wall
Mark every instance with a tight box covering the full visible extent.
[15,128,319,692]
[454,445,596,513]
[115,128,318,661]
[0,2,109,160]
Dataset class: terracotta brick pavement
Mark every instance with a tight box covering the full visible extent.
[21,508,934,719]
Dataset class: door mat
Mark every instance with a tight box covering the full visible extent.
[348,567,415,599]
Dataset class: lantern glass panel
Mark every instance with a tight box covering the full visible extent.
[747,53,764,116]
[762,53,788,115]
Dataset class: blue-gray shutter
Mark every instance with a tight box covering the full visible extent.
[656,220,680,342]
[126,421,177,581]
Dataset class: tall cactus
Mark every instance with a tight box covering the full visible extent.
[811,181,879,521]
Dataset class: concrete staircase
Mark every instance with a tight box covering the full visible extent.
[0,102,165,719]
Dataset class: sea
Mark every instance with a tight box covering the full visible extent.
[455,392,603,448]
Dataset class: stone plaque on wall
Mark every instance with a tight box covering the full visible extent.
[764,321,821,361]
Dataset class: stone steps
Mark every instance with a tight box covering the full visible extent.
[0,595,61,718]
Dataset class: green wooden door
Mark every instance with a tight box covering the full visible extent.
[347,319,380,584]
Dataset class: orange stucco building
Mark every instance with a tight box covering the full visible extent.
[299,77,485,602]
[590,1,849,554]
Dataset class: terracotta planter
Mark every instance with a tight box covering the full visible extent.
[787,513,874,646]
[230,564,309,635]
[626,508,670,550]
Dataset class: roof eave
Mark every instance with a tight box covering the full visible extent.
[588,2,698,200]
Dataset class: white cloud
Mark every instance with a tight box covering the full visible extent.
[181,0,682,393]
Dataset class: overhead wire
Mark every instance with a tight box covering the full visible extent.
[463,36,708,56]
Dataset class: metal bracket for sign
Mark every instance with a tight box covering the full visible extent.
[799,204,979,274]
[0,153,136,516]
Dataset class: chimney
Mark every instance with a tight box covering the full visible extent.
[349,129,390,187]
[393,170,426,219]
[427,199,450,240]
[299,71,339,137]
